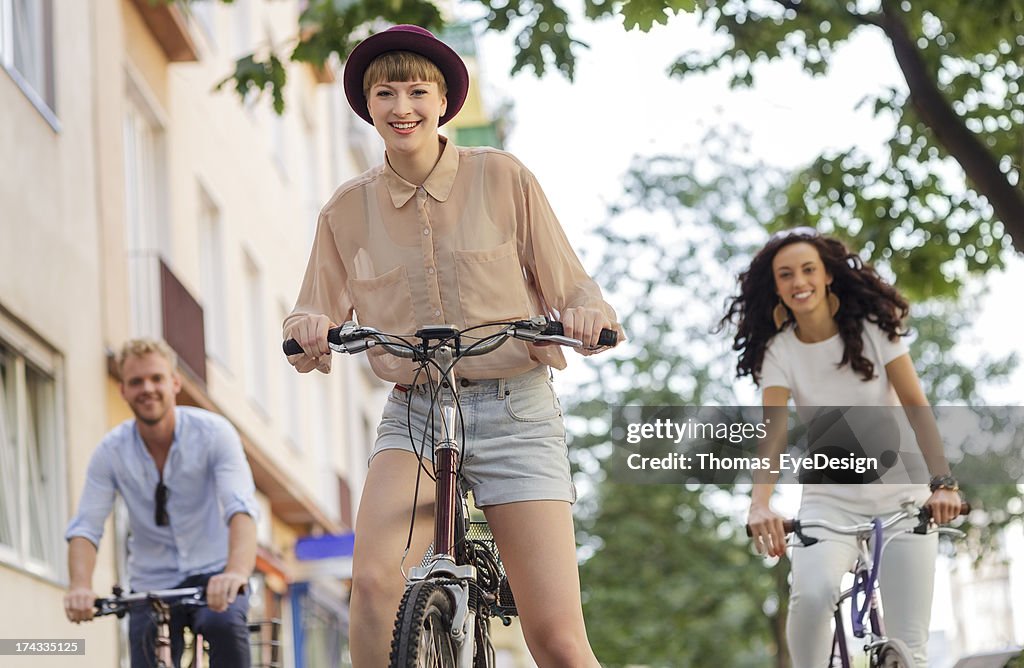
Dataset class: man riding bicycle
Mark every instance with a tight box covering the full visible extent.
[64,338,259,667]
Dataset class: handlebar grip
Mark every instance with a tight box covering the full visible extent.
[923,502,971,517]
[283,327,346,356]
[541,322,618,346]
[744,519,798,538]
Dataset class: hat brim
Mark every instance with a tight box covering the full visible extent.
[343,28,469,127]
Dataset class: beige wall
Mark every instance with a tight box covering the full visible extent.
[0,0,116,649]
[1,0,379,657]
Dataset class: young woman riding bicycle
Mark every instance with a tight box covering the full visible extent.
[283,25,621,667]
[721,229,961,668]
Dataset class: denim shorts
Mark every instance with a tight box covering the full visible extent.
[371,365,576,507]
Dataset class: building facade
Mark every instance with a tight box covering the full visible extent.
[1,1,384,665]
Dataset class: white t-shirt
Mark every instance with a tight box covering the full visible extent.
[761,320,930,514]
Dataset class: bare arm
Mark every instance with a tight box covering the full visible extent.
[205,512,257,613]
[886,353,961,523]
[886,354,949,476]
[64,537,98,623]
[748,386,790,557]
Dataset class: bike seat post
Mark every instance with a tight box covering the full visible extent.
[433,345,460,558]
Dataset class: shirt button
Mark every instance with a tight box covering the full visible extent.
[423,228,430,236]
[427,267,435,274]
[434,309,441,317]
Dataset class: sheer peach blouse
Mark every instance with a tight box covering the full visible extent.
[284,137,619,384]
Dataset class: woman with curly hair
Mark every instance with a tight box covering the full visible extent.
[721,228,961,667]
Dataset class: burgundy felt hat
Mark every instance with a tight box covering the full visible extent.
[343,24,470,127]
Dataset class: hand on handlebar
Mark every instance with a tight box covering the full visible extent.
[285,314,336,373]
[923,488,963,525]
[205,571,248,613]
[747,503,789,559]
[64,586,99,623]
[560,307,617,354]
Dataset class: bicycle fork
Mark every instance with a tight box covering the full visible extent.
[404,345,479,668]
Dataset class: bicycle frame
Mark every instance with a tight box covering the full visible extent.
[405,344,480,667]
[783,504,967,668]
[830,518,887,667]
[93,586,206,668]
[293,317,612,667]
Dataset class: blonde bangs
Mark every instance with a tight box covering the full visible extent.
[362,51,447,96]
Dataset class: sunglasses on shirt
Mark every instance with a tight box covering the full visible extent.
[155,480,170,527]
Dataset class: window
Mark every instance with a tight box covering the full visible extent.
[0,326,65,581]
[198,186,229,367]
[270,105,288,179]
[189,0,217,51]
[302,110,320,245]
[123,73,170,338]
[0,0,56,124]
[243,252,268,412]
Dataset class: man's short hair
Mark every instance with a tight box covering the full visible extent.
[116,338,178,378]
[362,50,448,98]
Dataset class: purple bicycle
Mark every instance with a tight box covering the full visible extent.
[776,501,970,667]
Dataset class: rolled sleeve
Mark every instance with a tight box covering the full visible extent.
[210,418,260,526]
[65,440,117,547]
[283,211,355,345]
[516,167,621,330]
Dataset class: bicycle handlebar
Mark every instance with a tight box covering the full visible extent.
[93,586,206,618]
[281,317,618,358]
[744,502,971,538]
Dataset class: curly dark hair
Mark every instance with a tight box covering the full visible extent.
[718,232,909,385]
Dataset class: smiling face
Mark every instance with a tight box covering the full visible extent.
[120,352,181,427]
[771,241,834,322]
[367,80,447,156]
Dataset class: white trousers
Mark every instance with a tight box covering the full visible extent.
[786,502,937,668]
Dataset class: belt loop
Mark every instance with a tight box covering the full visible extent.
[496,376,506,399]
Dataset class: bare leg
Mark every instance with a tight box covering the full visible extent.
[483,500,600,668]
[349,450,436,668]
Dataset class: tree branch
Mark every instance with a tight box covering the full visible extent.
[879,0,1024,252]
[770,0,880,28]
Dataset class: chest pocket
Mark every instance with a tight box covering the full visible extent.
[349,264,416,334]
[454,240,532,324]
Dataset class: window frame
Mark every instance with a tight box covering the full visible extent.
[0,0,59,131]
[0,312,68,583]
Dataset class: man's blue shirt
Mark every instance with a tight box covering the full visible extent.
[66,406,259,590]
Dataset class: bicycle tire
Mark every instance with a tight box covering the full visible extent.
[389,581,458,668]
[876,638,915,668]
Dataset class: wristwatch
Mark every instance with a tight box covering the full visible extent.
[929,474,959,493]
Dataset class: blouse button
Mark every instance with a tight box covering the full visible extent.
[423,228,430,236]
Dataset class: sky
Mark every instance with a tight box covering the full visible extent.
[470,9,1024,406]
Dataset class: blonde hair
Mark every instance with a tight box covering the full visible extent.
[116,338,178,378]
[362,51,447,97]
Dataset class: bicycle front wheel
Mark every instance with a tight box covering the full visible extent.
[389,581,458,668]
[876,638,915,668]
